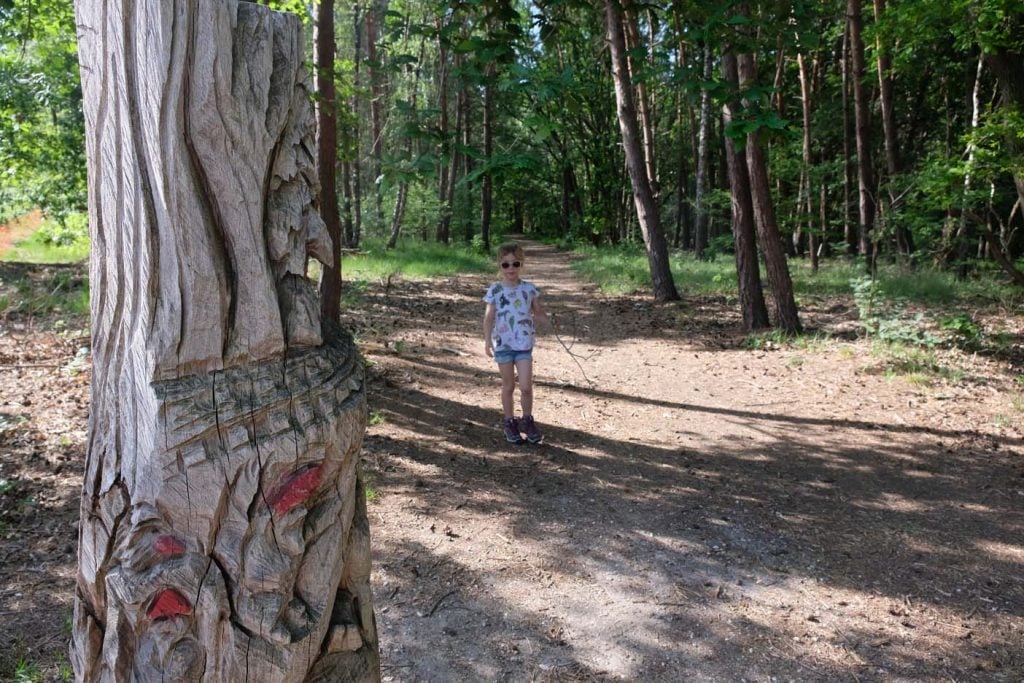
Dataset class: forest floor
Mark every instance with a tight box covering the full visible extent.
[1,239,1023,681]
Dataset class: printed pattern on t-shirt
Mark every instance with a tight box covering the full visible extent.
[484,281,540,352]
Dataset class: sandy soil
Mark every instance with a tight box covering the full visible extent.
[2,241,1023,682]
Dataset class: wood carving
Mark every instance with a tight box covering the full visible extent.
[71,1,379,680]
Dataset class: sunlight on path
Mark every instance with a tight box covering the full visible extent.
[364,238,1024,682]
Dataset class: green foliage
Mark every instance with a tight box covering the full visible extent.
[869,340,964,386]
[939,312,984,345]
[13,657,41,683]
[0,0,86,221]
[0,267,89,319]
[850,276,939,347]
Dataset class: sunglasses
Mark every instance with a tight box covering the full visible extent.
[500,261,522,269]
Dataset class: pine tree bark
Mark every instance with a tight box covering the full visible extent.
[366,0,388,229]
[797,52,819,273]
[71,2,379,680]
[622,0,658,195]
[721,53,770,332]
[840,20,856,255]
[481,62,495,251]
[435,19,452,243]
[848,0,876,264]
[737,49,802,334]
[694,43,713,258]
[605,0,679,301]
[350,4,365,247]
[318,0,343,323]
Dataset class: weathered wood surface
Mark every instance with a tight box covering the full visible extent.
[72,1,378,680]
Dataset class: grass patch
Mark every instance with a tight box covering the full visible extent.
[568,242,1022,310]
[1,212,89,264]
[342,238,493,281]
[792,257,1022,306]
[570,243,736,295]
[871,341,963,384]
[742,330,832,351]
[0,266,90,320]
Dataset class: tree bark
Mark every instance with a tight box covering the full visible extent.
[366,0,387,230]
[318,0,343,323]
[387,28,427,250]
[481,62,495,251]
[721,53,770,332]
[840,19,856,254]
[462,82,476,243]
[694,43,713,258]
[605,0,679,301]
[436,17,452,243]
[737,49,802,334]
[622,0,658,195]
[72,2,379,680]
[872,0,914,256]
[848,0,876,264]
[350,4,364,247]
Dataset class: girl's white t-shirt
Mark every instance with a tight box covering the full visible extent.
[484,280,540,352]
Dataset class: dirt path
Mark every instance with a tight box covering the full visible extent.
[1,243,1023,681]
[357,240,1024,682]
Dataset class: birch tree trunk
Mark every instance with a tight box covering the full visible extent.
[71,2,379,680]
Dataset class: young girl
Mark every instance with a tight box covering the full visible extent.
[483,242,548,444]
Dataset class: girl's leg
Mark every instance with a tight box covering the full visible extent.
[498,362,517,418]
[514,358,533,417]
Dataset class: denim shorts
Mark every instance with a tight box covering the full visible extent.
[493,348,533,365]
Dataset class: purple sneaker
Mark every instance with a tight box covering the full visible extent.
[503,417,524,444]
[521,415,543,444]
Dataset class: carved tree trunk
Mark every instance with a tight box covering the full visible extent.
[71,2,380,681]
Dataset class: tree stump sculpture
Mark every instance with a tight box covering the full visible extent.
[71,1,379,680]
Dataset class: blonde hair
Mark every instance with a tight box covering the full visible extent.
[497,242,525,262]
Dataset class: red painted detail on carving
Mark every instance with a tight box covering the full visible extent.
[154,535,186,557]
[147,588,192,620]
[267,463,325,515]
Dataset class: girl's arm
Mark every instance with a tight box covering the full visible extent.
[531,297,549,330]
[483,303,496,356]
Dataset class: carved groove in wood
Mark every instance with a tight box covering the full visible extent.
[72,2,378,680]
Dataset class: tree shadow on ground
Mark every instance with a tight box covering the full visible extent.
[364,349,1024,680]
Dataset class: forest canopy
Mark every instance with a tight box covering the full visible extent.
[2,0,1023,291]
